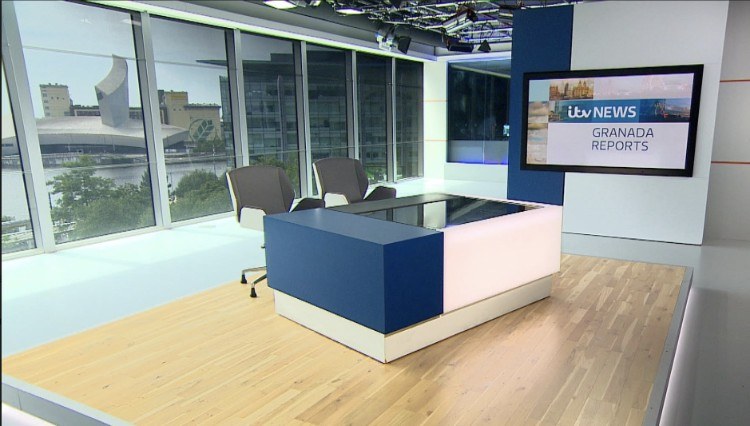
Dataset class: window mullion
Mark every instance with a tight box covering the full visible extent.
[134,11,171,228]
[1,1,56,252]
[228,29,249,168]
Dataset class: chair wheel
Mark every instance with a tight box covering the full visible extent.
[241,274,247,284]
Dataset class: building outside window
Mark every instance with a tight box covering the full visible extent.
[240,33,301,195]
[1,66,36,254]
[14,1,155,244]
[306,44,350,193]
[357,53,388,184]
[3,0,425,253]
[151,17,235,222]
[395,59,423,179]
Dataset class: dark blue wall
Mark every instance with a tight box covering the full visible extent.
[507,6,574,205]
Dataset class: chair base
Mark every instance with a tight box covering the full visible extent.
[241,267,267,298]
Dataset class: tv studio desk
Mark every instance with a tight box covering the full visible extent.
[264,193,562,363]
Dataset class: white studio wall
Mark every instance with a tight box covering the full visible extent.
[704,0,750,242]
[423,61,447,180]
[562,0,729,244]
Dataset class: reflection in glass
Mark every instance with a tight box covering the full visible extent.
[151,18,234,222]
[241,33,301,195]
[2,66,37,254]
[15,1,155,244]
[337,194,532,229]
[307,44,349,193]
[357,53,388,184]
[395,59,423,179]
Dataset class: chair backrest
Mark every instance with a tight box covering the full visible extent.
[226,165,295,221]
[313,157,369,203]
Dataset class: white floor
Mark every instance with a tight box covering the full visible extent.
[2,178,749,425]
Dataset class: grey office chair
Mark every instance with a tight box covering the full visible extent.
[227,165,324,297]
[313,157,397,207]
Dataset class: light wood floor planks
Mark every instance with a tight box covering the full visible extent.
[2,254,685,425]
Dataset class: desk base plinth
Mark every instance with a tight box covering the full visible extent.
[274,275,553,363]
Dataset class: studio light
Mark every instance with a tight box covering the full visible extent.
[376,24,396,51]
[335,2,366,15]
[443,8,478,35]
[445,37,475,53]
[396,36,412,54]
[478,40,491,53]
[263,0,320,9]
[263,0,302,9]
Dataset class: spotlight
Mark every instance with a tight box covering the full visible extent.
[335,1,366,15]
[478,40,491,53]
[445,37,475,53]
[443,8,478,35]
[396,36,411,54]
[263,0,304,9]
[376,24,396,51]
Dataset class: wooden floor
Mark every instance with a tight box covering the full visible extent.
[2,255,685,425]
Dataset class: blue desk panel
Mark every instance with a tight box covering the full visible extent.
[265,209,444,334]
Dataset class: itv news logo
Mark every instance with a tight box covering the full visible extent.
[567,105,638,119]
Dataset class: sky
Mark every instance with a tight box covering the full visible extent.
[14,1,229,116]
[8,1,335,120]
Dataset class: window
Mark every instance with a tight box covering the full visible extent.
[2,66,36,254]
[151,18,235,222]
[240,33,301,194]
[4,1,426,252]
[395,59,423,179]
[15,1,155,244]
[307,44,350,192]
[357,53,388,184]
[447,62,510,164]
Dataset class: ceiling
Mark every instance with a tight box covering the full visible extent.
[189,0,585,57]
[296,1,578,46]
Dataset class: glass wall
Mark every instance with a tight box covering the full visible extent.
[356,53,389,183]
[240,33,301,194]
[15,1,155,244]
[447,64,510,164]
[3,0,424,254]
[395,59,423,179]
[2,66,36,254]
[306,44,349,192]
[151,17,235,222]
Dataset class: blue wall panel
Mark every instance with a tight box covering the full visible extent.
[264,209,443,334]
[507,6,574,205]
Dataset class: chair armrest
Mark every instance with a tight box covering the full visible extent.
[365,185,397,201]
[324,192,350,208]
[291,197,325,211]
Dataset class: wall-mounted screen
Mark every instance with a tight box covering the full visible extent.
[521,65,703,177]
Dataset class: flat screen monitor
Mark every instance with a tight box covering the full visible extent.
[521,65,703,177]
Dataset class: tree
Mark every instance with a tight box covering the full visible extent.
[48,156,117,225]
[48,156,154,240]
[193,134,225,155]
[170,170,231,222]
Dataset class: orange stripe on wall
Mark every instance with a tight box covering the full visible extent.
[711,161,750,165]
[719,79,750,83]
